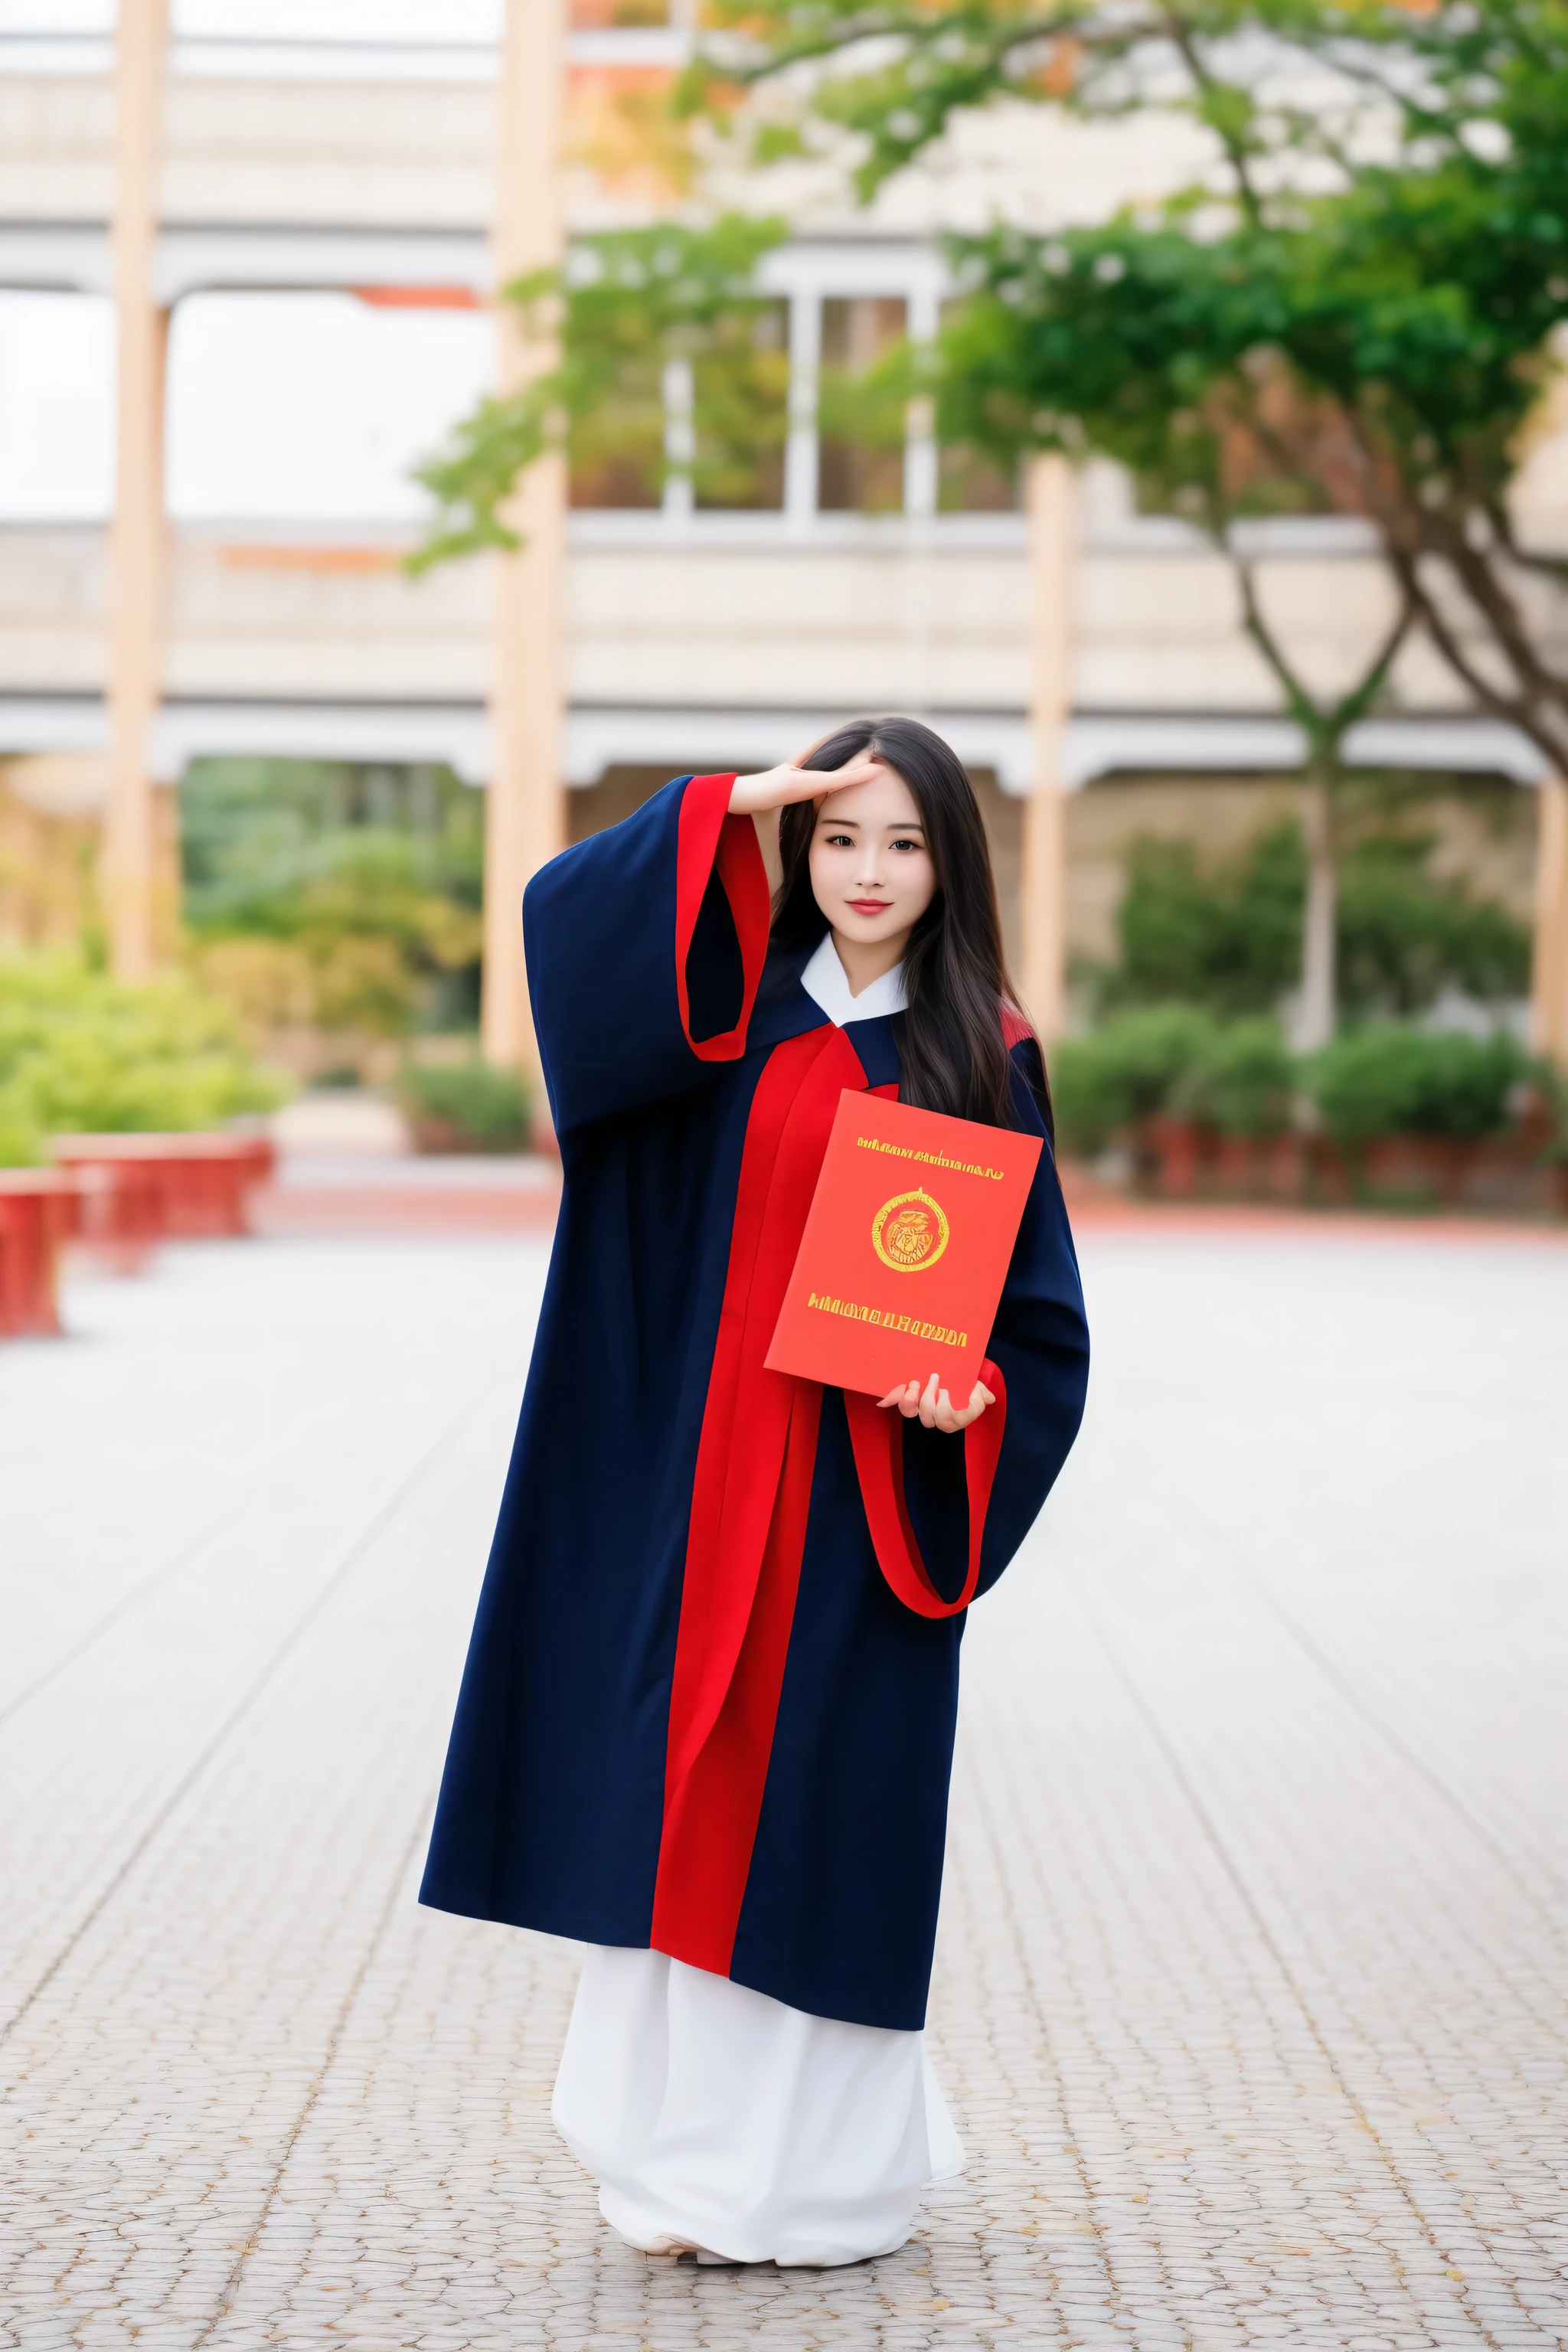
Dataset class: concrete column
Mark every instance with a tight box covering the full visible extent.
[482,0,569,1072]
[1021,454,1074,1039]
[1530,774,1568,1067]
[103,0,169,981]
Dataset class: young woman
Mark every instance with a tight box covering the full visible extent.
[420,716,1089,2269]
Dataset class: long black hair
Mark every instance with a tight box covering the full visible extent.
[771,715,1042,1133]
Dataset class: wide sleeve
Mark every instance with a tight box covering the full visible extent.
[523,773,772,1135]
[844,1037,1089,1611]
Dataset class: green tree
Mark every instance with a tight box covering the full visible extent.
[724,0,1568,763]
[415,0,1568,1037]
[677,0,1568,1033]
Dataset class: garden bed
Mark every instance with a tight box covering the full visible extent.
[1054,1011,1566,1217]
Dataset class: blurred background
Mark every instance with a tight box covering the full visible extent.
[2,0,1567,1240]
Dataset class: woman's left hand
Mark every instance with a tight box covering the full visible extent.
[876,1373,995,1433]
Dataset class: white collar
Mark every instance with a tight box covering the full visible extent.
[800,932,909,1027]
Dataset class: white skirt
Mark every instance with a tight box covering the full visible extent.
[550,1944,964,2268]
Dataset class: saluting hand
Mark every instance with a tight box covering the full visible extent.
[727,747,884,816]
[877,1374,995,1434]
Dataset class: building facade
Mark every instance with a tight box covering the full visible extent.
[2,8,1565,1052]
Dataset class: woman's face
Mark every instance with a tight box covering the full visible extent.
[808,763,938,949]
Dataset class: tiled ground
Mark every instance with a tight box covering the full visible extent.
[2,1227,1566,2350]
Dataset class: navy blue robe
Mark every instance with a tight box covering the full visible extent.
[420,773,1089,2030]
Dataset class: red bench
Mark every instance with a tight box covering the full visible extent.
[0,1171,77,1337]
[51,1132,277,1243]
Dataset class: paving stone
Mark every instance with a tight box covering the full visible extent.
[2,1231,1566,2348]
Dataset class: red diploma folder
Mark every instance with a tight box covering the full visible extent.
[766,1090,1043,1400]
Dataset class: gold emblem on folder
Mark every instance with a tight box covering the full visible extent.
[871,1189,951,1273]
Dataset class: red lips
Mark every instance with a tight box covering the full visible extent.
[847,900,892,916]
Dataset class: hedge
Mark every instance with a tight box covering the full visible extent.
[0,957,282,1168]
[1050,1008,1535,1156]
[397,1057,532,1153]
[1301,1027,1529,1143]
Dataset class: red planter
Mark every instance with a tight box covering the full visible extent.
[1210,1132,1258,1198]
[1306,1138,1354,1204]
[1265,1131,1306,1202]
[1145,1115,1202,1197]
[66,1158,163,1273]
[0,1171,77,1337]
[1359,1134,1473,1205]
[51,1133,276,1242]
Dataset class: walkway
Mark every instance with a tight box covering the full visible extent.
[2,1223,1566,2350]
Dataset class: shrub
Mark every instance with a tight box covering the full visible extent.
[181,759,485,1043]
[1338,838,1530,1016]
[1174,1018,1294,1136]
[1095,819,1531,1021]
[1302,1027,1530,1145]
[0,956,281,1165]
[1050,1005,1220,1155]
[397,1057,532,1154]
[0,1099,42,1168]
[1099,823,1304,1016]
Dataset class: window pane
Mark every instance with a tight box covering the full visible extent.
[691,299,789,512]
[167,292,492,521]
[0,292,114,521]
[818,297,906,514]
[568,351,663,509]
[936,298,1021,512]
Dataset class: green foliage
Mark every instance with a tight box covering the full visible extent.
[0,957,280,1165]
[397,1058,533,1154]
[1103,822,1305,1015]
[1050,1004,1537,1156]
[815,301,914,509]
[1338,840,1531,1016]
[689,299,791,509]
[410,217,788,564]
[181,760,484,1040]
[692,0,1568,770]
[1303,1027,1532,1143]
[1098,820,1530,1020]
[1054,1006,1294,1149]
[1544,1069,1568,1166]
[1050,1004,1223,1155]
[0,1099,44,1169]
[1173,1019,1295,1138]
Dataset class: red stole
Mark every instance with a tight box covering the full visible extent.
[652,1025,1005,1977]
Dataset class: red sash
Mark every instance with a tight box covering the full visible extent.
[652,1031,1007,1977]
[843,1358,1005,1619]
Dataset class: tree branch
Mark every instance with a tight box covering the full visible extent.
[1160,8,1263,225]
[1387,547,1568,773]
[1484,496,1568,588]
[1331,590,1419,733]
[1231,550,1323,736]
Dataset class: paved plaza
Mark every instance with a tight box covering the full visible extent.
[2,1217,1567,2350]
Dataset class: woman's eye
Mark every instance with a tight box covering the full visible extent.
[825,833,855,848]
[891,837,923,853]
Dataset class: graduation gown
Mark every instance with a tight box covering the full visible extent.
[419,773,1090,2034]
